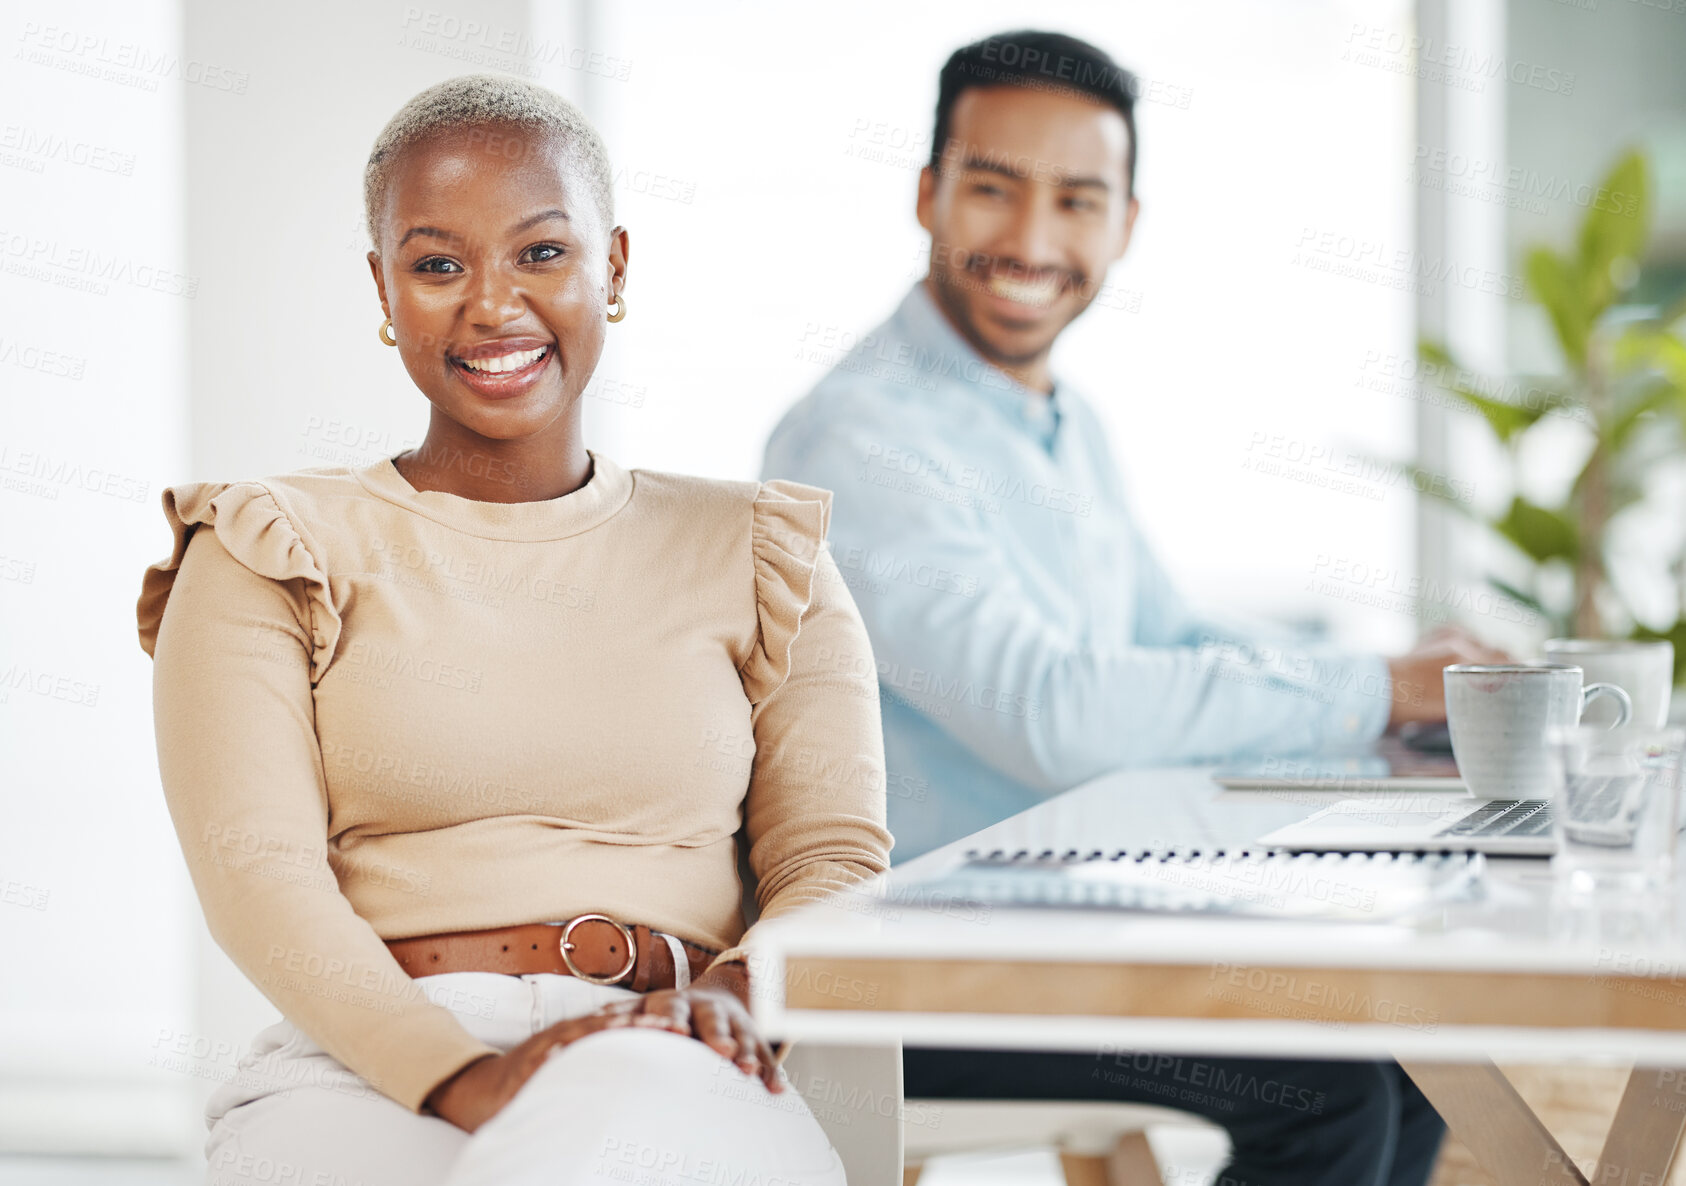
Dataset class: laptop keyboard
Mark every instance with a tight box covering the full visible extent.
[1435,799,1553,838]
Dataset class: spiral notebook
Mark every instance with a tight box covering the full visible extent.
[887,847,1485,922]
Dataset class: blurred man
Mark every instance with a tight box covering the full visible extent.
[762,30,1494,1185]
[765,33,1500,864]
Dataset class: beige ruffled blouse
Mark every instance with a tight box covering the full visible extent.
[134,449,892,1113]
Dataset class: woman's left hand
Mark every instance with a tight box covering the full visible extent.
[599,961,785,1094]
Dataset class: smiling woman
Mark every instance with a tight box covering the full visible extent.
[133,73,887,1186]
[362,75,625,505]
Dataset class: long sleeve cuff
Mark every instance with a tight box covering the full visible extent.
[381,1021,503,1115]
[1310,651,1394,748]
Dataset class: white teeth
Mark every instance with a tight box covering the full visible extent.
[987,275,1059,308]
[459,346,546,374]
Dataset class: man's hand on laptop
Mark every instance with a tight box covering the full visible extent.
[1386,626,1510,727]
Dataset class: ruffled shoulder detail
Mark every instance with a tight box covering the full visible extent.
[136,480,342,684]
[740,478,834,705]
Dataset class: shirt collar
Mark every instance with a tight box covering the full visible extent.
[353,448,634,541]
[894,280,1063,451]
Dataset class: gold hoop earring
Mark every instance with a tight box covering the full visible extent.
[379,318,397,346]
[607,293,626,323]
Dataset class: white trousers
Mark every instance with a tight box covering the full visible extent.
[201,971,848,1186]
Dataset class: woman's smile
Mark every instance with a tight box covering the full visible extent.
[448,336,556,400]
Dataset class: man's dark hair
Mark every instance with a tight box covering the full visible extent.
[930,30,1138,197]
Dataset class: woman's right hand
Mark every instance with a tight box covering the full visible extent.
[424,1008,678,1133]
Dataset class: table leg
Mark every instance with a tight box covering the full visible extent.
[1108,1131,1164,1184]
[1057,1153,1110,1186]
[1397,1060,1587,1185]
[1594,1066,1686,1184]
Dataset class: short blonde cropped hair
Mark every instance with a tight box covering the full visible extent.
[363,73,614,250]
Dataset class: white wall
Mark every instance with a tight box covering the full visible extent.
[0,0,195,1153]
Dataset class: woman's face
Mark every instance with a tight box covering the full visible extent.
[367,122,626,446]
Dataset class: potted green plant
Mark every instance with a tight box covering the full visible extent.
[1414,148,1686,682]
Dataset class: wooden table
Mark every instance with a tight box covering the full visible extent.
[751,764,1686,1185]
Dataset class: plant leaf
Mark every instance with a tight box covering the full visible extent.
[1610,381,1678,450]
[1487,576,1550,617]
[1417,338,1458,371]
[1414,340,1581,443]
[1577,148,1650,319]
[1448,384,1580,443]
[1493,496,1579,564]
[1525,246,1588,371]
[1647,333,1686,389]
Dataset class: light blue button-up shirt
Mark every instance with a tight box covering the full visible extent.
[762,282,1393,861]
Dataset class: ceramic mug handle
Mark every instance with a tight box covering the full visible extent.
[1581,681,1633,729]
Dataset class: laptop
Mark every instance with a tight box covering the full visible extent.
[1258,760,1668,855]
[1258,795,1557,856]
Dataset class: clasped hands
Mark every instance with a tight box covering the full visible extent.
[423,961,783,1134]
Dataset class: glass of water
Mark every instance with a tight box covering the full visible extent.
[1543,724,1685,896]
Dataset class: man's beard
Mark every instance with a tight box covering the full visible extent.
[928,249,1086,368]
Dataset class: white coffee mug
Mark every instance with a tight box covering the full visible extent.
[1541,639,1674,729]
[1445,664,1633,799]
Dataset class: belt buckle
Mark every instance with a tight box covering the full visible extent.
[559,913,637,986]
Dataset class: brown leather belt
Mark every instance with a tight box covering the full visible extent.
[385,914,716,992]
